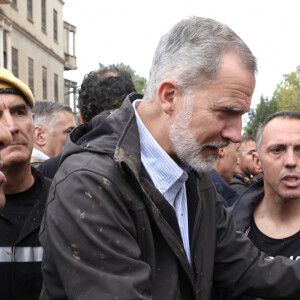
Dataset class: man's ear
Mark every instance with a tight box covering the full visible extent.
[33,126,46,147]
[79,110,85,124]
[218,148,225,158]
[156,79,179,116]
[253,152,262,173]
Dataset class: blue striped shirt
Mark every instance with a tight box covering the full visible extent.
[133,100,191,264]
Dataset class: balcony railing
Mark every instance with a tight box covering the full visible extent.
[64,53,77,71]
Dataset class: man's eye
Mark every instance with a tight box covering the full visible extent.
[15,110,25,116]
[271,148,281,153]
[295,146,300,153]
[221,110,237,115]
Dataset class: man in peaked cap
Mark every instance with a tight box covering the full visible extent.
[0,67,35,108]
[0,68,51,300]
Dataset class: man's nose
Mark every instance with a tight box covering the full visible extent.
[221,117,242,143]
[0,122,13,150]
[284,149,297,168]
[1,113,19,135]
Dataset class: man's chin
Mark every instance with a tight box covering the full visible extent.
[185,154,218,173]
[2,157,30,170]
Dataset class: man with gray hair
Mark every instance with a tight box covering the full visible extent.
[40,17,300,299]
[30,100,76,167]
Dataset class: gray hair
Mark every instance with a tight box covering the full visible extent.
[256,111,300,153]
[32,100,73,130]
[144,16,257,100]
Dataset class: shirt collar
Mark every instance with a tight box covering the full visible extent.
[32,148,50,161]
[133,100,188,195]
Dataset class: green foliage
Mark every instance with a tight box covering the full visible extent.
[244,64,300,137]
[99,62,147,94]
[272,65,300,112]
[243,95,278,138]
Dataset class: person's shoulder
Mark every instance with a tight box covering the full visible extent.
[32,166,52,190]
[53,150,117,187]
[38,154,62,179]
[230,174,249,187]
[43,175,53,189]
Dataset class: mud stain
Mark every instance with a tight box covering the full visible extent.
[76,209,86,219]
[85,191,92,198]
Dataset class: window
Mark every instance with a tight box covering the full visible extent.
[3,31,7,69]
[12,47,18,77]
[41,0,46,32]
[3,51,7,69]
[42,66,47,99]
[27,0,33,21]
[53,9,58,41]
[28,57,34,93]
[54,73,58,101]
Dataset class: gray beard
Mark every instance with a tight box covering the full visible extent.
[169,100,228,172]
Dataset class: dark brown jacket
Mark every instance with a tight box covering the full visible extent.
[40,93,300,300]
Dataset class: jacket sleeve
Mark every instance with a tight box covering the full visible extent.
[213,198,300,298]
[39,167,152,300]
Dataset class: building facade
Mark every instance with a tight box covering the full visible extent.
[0,0,77,108]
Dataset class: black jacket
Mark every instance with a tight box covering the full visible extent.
[232,178,264,233]
[0,168,51,300]
[40,93,300,300]
[217,178,265,300]
[229,173,252,194]
[38,154,61,179]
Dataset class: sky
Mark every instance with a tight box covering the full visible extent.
[63,0,300,120]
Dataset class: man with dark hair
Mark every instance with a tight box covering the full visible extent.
[232,111,300,299]
[31,100,76,167]
[38,65,136,178]
[0,68,51,299]
[230,135,261,193]
[40,17,300,300]
[77,65,136,123]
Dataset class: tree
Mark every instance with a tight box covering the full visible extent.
[99,62,147,94]
[243,95,278,137]
[244,64,300,137]
[272,65,300,112]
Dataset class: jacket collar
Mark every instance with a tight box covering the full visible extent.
[232,177,264,232]
[110,95,197,284]
[111,93,143,180]
[62,93,143,179]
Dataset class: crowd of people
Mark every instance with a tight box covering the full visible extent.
[0,16,300,300]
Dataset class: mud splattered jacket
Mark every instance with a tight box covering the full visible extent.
[40,93,300,300]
